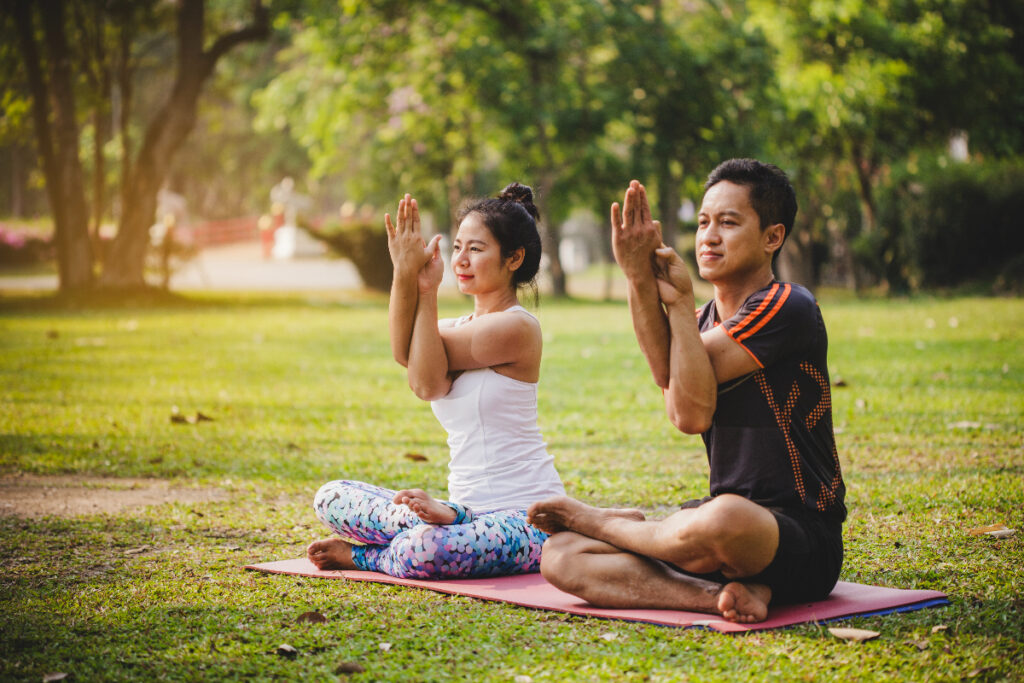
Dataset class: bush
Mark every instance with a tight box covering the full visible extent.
[878,157,1024,289]
[0,224,54,267]
[307,220,392,292]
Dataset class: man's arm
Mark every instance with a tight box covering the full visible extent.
[611,181,671,387]
[653,246,717,434]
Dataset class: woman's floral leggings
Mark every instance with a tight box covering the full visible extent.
[312,479,549,579]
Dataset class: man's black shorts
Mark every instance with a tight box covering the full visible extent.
[677,497,844,605]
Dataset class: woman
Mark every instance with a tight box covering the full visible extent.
[306,183,565,579]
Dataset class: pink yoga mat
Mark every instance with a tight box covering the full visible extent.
[245,558,948,633]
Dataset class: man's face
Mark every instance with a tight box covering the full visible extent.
[695,181,774,283]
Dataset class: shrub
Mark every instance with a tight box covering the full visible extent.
[878,156,1024,289]
[307,220,392,292]
[0,224,54,267]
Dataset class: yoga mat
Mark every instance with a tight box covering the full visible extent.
[245,558,948,633]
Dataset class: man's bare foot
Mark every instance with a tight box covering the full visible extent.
[527,495,645,534]
[306,537,357,570]
[717,582,771,623]
[392,488,457,524]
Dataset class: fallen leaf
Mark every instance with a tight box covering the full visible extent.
[123,545,151,555]
[965,666,995,678]
[599,632,618,641]
[335,662,365,674]
[277,643,298,659]
[378,642,392,652]
[828,627,880,642]
[297,611,328,624]
[194,411,214,422]
[968,524,1008,536]
[170,413,188,424]
[403,452,428,462]
[514,676,533,683]
[987,528,1016,539]
[908,639,929,651]
[42,674,68,682]
[931,625,948,634]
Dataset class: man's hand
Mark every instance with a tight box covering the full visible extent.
[653,244,696,309]
[611,180,663,280]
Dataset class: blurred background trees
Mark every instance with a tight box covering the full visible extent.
[2,0,1022,295]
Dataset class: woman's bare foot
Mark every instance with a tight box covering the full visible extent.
[392,488,457,524]
[306,537,357,570]
[717,581,771,623]
[527,495,645,534]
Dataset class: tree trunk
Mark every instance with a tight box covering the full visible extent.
[533,174,566,298]
[100,0,268,288]
[851,142,878,236]
[10,147,23,217]
[16,0,95,292]
[655,155,680,250]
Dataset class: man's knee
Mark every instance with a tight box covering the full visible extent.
[685,495,778,573]
[539,533,589,592]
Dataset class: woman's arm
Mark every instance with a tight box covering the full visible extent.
[438,312,542,381]
[405,239,452,400]
[386,195,430,367]
[388,273,417,368]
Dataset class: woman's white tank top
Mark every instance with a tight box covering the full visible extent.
[431,306,565,512]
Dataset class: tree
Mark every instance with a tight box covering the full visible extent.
[6,0,269,292]
[749,0,1024,290]
[9,0,94,290]
[258,0,637,297]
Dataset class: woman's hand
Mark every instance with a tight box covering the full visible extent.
[385,194,433,279]
[417,234,444,293]
[653,244,695,309]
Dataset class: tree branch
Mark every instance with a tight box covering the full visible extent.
[202,0,269,77]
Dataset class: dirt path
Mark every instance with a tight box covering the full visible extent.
[0,474,226,518]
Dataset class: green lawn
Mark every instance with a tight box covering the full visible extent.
[1,291,1021,681]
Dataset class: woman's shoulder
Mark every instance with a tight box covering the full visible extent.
[491,307,541,337]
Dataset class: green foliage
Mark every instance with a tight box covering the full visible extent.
[0,294,1022,680]
[878,156,1024,290]
[3,0,1024,292]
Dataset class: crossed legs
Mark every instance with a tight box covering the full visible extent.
[527,493,778,623]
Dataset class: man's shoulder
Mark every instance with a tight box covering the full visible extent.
[776,282,820,316]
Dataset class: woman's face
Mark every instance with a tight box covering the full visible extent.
[451,212,516,296]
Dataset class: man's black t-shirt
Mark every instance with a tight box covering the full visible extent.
[696,282,846,522]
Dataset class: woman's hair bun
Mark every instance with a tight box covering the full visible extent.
[499,182,539,220]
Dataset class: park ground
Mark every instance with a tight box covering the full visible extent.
[0,285,1021,681]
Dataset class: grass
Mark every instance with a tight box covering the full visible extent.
[0,290,1022,681]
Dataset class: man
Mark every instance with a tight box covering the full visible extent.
[528,159,845,623]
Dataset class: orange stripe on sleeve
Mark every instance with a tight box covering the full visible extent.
[736,284,791,343]
[724,327,766,368]
[728,283,779,337]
